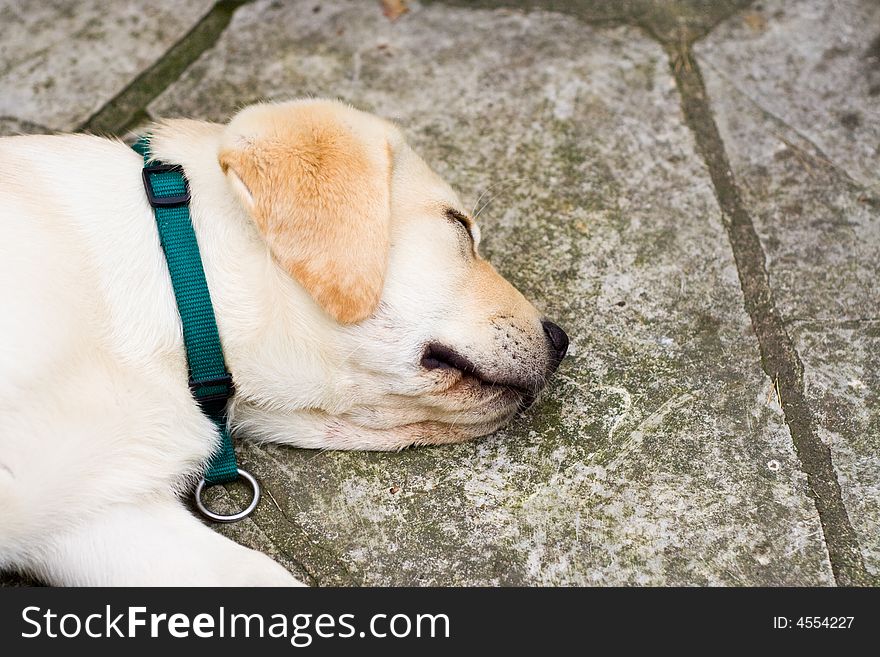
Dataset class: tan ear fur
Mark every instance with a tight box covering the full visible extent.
[219,103,392,324]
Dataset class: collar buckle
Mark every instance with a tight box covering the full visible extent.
[142,163,191,208]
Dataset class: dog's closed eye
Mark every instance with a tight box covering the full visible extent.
[444,207,474,246]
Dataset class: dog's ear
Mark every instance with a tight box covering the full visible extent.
[218,104,392,324]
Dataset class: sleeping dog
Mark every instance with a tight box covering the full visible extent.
[0,99,568,585]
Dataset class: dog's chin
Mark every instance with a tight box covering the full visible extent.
[390,390,522,443]
[406,382,529,445]
[234,370,533,450]
[402,410,519,447]
[345,382,525,448]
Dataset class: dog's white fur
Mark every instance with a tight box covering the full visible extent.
[0,100,557,586]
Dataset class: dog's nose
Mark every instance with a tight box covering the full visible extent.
[542,320,569,372]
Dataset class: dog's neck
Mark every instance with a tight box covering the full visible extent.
[147,119,345,414]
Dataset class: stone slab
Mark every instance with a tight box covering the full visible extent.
[0,0,214,134]
[697,0,880,189]
[697,0,880,577]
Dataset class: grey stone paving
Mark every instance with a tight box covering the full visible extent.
[698,0,880,189]
[1,0,877,586]
[0,0,214,132]
[697,0,880,578]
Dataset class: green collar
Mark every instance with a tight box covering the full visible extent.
[134,136,259,523]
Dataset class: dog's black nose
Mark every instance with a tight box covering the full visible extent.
[542,320,569,371]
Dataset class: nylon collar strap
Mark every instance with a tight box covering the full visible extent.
[134,137,259,522]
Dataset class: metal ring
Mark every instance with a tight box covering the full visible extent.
[194,468,260,523]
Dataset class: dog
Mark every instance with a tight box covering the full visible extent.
[0,99,569,586]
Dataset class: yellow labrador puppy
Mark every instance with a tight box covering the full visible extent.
[0,99,568,586]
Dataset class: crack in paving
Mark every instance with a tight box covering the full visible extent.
[78,0,252,136]
[666,42,872,587]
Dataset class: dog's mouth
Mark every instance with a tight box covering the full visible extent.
[420,342,538,408]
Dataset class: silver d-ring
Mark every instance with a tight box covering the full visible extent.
[194,468,260,523]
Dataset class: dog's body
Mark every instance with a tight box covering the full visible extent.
[0,100,567,585]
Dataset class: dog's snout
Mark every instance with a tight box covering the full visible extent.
[542,320,569,371]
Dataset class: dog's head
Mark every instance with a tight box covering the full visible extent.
[218,100,568,449]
